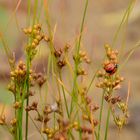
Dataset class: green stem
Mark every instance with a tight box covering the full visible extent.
[77,0,89,53]
[25,55,30,140]
[15,85,23,140]
[104,107,111,140]
[97,91,105,140]
[18,108,23,140]
[70,0,89,116]
[78,113,82,140]
[59,72,70,118]
[95,131,98,140]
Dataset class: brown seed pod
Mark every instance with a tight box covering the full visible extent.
[0,115,6,125]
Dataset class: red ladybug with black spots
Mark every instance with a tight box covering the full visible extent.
[104,62,118,75]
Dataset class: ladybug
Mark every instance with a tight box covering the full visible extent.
[104,62,118,75]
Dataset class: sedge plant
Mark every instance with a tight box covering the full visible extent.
[0,0,139,140]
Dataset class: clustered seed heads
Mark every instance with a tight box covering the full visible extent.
[73,50,91,65]
[78,86,99,131]
[114,116,126,129]
[42,119,68,138]
[73,50,90,78]
[8,60,34,96]
[77,67,87,75]
[57,59,66,68]
[40,108,97,139]
[10,61,26,84]
[113,100,129,129]
[0,115,6,125]
[42,127,56,139]
[23,23,50,60]
[79,50,91,64]
[33,72,46,87]
[64,43,71,52]
[49,120,95,139]
[4,23,51,137]
[53,134,67,140]
[53,46,68,69]
[26,101,38,111]
[104,44,118,62]
[77,126,92,134]
[10,118,17,126]
[0,115,18,134]
[96,44,124,91]
[96,44,129,129]
[13,101,21,109]
[43,102,62,115]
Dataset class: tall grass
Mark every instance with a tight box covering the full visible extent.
[0,0,139,140]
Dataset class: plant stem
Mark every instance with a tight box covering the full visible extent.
[97,91,105,140]
[70,0,89,116]
[77,0,89,53]
[18,108,23,140]
[104,107,111,140]
[25,55,30,140]
[59,72,70,118]
[25,0,31,137]
[95,131,98,140]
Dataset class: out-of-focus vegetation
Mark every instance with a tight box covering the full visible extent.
[0,0,140,140]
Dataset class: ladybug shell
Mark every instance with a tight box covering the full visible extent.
[104,63,117,75]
